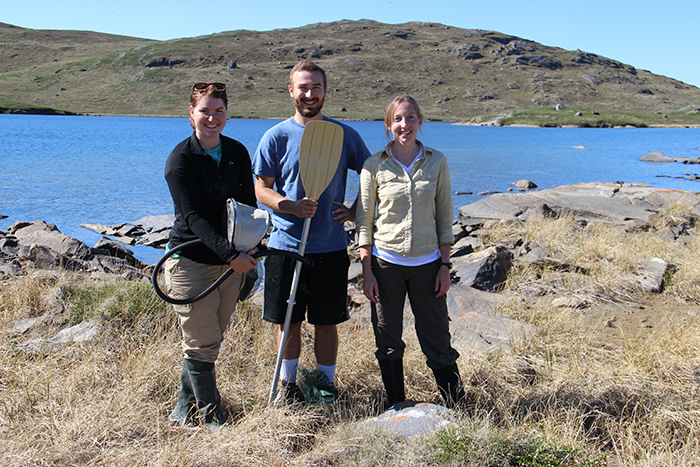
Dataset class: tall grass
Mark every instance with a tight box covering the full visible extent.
[2,209,700,466]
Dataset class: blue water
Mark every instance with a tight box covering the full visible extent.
[1,114,699,264]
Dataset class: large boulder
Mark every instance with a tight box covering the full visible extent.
[458,182,700,224]
[24,244,91,272]
[445,283,535,354]
[640,152,674,162]
[452,246,512,292]
[9,220,92,259]
[635,257,673,293]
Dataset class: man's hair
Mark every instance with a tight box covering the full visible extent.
[289,61,327,89]
[384,94,424,140]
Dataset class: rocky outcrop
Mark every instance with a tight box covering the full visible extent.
[640,151,675,162]
[81,214,173,248]
[640,151,700,164]
[1,220,149,279]
[19,320,101,353]
[458,182,700,224]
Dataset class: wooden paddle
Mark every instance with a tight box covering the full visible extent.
[299,120,344,199]
[268,120,345,405]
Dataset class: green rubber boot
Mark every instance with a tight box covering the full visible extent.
[185,359,228,432]
[169,362,197,427]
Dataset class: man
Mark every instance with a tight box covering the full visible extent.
[253,61,371,404]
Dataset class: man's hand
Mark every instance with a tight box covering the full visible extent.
[255,176,318,219]
[292,197,318,219]
[332,200,354,224]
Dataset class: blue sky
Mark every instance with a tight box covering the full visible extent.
[4,0,699,88]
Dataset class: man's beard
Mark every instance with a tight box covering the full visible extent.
[294,95,325,118]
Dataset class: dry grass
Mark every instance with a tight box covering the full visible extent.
[2,209,700,466]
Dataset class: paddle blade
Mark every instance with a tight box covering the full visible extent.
[299,120,344,200]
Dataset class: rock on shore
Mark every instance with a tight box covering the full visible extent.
[458,182,700,224]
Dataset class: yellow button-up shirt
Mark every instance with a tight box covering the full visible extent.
[357,141,454,257]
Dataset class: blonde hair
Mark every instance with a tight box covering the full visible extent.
[384,94,424,140]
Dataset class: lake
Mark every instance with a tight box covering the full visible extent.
[1,114,699,264]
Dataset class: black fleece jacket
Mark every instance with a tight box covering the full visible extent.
[165,133,257,265]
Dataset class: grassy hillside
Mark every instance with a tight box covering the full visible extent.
[1,20,700,126]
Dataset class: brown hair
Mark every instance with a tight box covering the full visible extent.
[288,61,327,89]
[384,94,424,140]
[189,83,228,129]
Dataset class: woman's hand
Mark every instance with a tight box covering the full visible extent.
[229,251,258,274]
[359,245,378,303]
[363,270,379,304]
[435,265,451,298]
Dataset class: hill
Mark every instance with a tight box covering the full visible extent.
[2,20,700,126]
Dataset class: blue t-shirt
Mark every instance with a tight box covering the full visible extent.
[253,117,371,253]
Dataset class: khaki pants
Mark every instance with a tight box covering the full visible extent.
[164,256,244,363]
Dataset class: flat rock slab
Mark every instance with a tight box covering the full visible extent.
[358,402,456,436]
[458,182,700,224]
[19,320,101,353]
[401,284,533,354]
[451,312,537,354]
[81,214,174,248]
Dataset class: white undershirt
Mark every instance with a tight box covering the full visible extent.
[390,145,421,174]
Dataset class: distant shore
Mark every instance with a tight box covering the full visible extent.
[4,109,700,129]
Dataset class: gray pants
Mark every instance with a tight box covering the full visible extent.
[370,256,459,370]
[164,256,244,363]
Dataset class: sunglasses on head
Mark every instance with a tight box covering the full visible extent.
[193,82,226,92]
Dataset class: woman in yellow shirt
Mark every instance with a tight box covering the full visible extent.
[356,94,464,409]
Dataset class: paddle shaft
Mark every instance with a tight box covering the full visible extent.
[267,216,311,405]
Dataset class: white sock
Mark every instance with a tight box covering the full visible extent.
[280,358,298,383]
[317,363,336,383]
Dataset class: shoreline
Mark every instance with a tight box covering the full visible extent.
[3,111,700,129]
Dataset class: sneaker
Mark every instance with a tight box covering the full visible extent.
[272,380,305,407]
[297,367,339,406]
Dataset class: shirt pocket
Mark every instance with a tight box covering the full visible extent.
[413,169,438,198]
[376,170,403,200]
[375,170,406,226]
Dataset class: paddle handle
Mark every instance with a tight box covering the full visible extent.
[268,216,311,405]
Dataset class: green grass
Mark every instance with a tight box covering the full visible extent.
[0,97,77,115]
[497,106,700,127]
[432,429,606,466]
[68,282,169,325]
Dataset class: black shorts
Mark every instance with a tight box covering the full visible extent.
[263,249,350,326]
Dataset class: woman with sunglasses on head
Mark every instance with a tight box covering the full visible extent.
[356,94,465,409]
[164,82,258,431]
